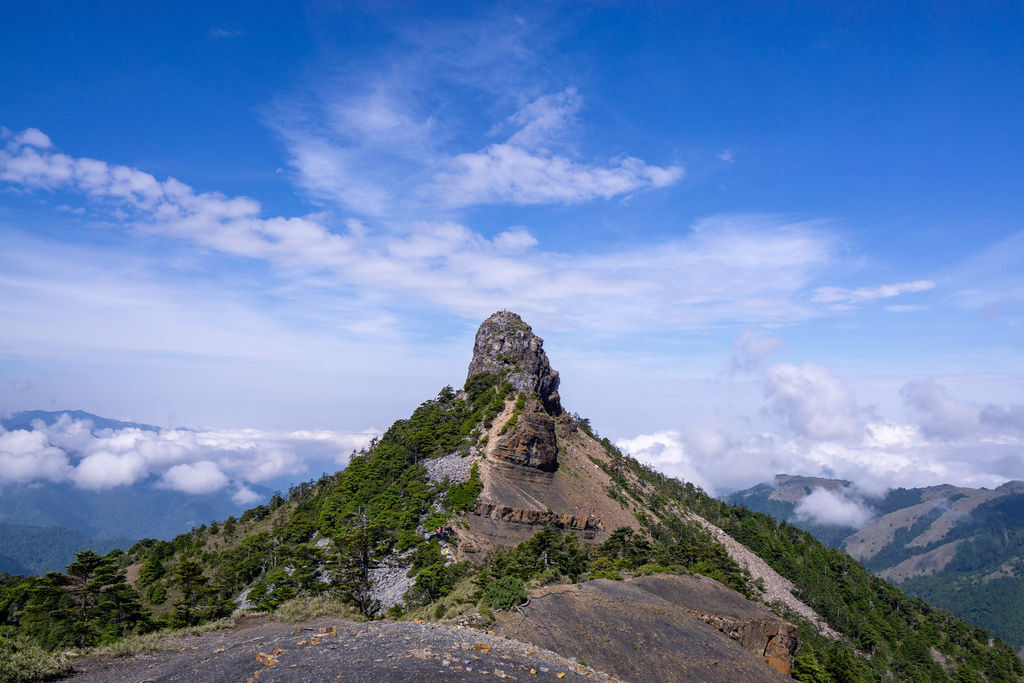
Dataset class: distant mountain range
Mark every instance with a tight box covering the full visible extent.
[1,409,160,433]
[0,410,273,574]
[728,474,1024,655]
[0,523,134,575]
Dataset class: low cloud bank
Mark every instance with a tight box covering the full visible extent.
[617,351,1024,498]
[0,414,377,501]
[794,488,875,528]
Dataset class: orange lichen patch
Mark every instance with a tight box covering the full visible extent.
[474,643,491,651]
[297,640,308,645]
[212,648,226,653]
[256,652,277,667]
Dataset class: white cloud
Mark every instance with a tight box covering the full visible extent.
[900,381,980,441]
[0,427,71,484]
[794,487,875,528]
[0,414,378,492]
[503,88,582,150]
[12,128,52,149]
[812,280,934,306]
[433,143,683,208]
[902,380,1024,442]
[232,485,263,506]
[617,365,1024,497]
[73,450,147,489]
[615,430,712,493]
[0,131,840,332]
[427,88,684,207]
[161,460,229,494]
[270,50,682,214]
[492,227,538,252]
[764,362,863,442]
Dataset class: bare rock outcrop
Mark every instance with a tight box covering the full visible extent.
[466,310,562,414]
[491,398,559,471]
[496,573,798,681]
[471,502,603,535]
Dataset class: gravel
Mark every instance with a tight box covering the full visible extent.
[368,562,415,610]
[685,510,843,640]
[424,452,475,484]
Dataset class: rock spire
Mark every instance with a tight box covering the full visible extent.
[466,311,562,414]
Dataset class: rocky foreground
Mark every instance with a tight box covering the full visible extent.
[70,616,613,682]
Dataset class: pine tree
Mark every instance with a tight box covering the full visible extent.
[170,558,210,627]
[792,645,831,683]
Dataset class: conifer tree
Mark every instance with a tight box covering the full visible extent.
[170,558,210,627]
[791,645,831,683]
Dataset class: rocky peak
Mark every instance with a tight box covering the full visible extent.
[466,311,562,414]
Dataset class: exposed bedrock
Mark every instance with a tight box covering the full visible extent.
[466,310,562,414]
[496,573,799,681]
[471,502,603,534]
[491,400,559,472]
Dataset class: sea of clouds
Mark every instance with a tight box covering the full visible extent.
[0,413,377,505]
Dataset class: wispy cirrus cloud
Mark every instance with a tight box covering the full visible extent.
[265,11,683,218]
[0,128,835,332]
[812,279,935,306]
[274,84,682,215]
[429,87,683,208]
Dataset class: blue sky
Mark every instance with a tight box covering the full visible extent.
[1,2,1022,500]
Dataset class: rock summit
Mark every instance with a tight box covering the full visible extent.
[466,310,562,414]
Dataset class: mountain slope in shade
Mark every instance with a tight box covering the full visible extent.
[729,474,1024,653]
[0,523,134,575]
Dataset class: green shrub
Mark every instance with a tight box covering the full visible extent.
[589,568,622,581]
[480,576,527,610]
[444,463,483,513]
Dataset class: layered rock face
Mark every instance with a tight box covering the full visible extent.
[466,310,562,414]
[490,398,558,471]
[456,311,640,558]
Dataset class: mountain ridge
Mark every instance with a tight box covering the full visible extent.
[729,473,1024,655]
[2,312,1021,682]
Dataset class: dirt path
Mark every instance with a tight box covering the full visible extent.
[69,617,616,682]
